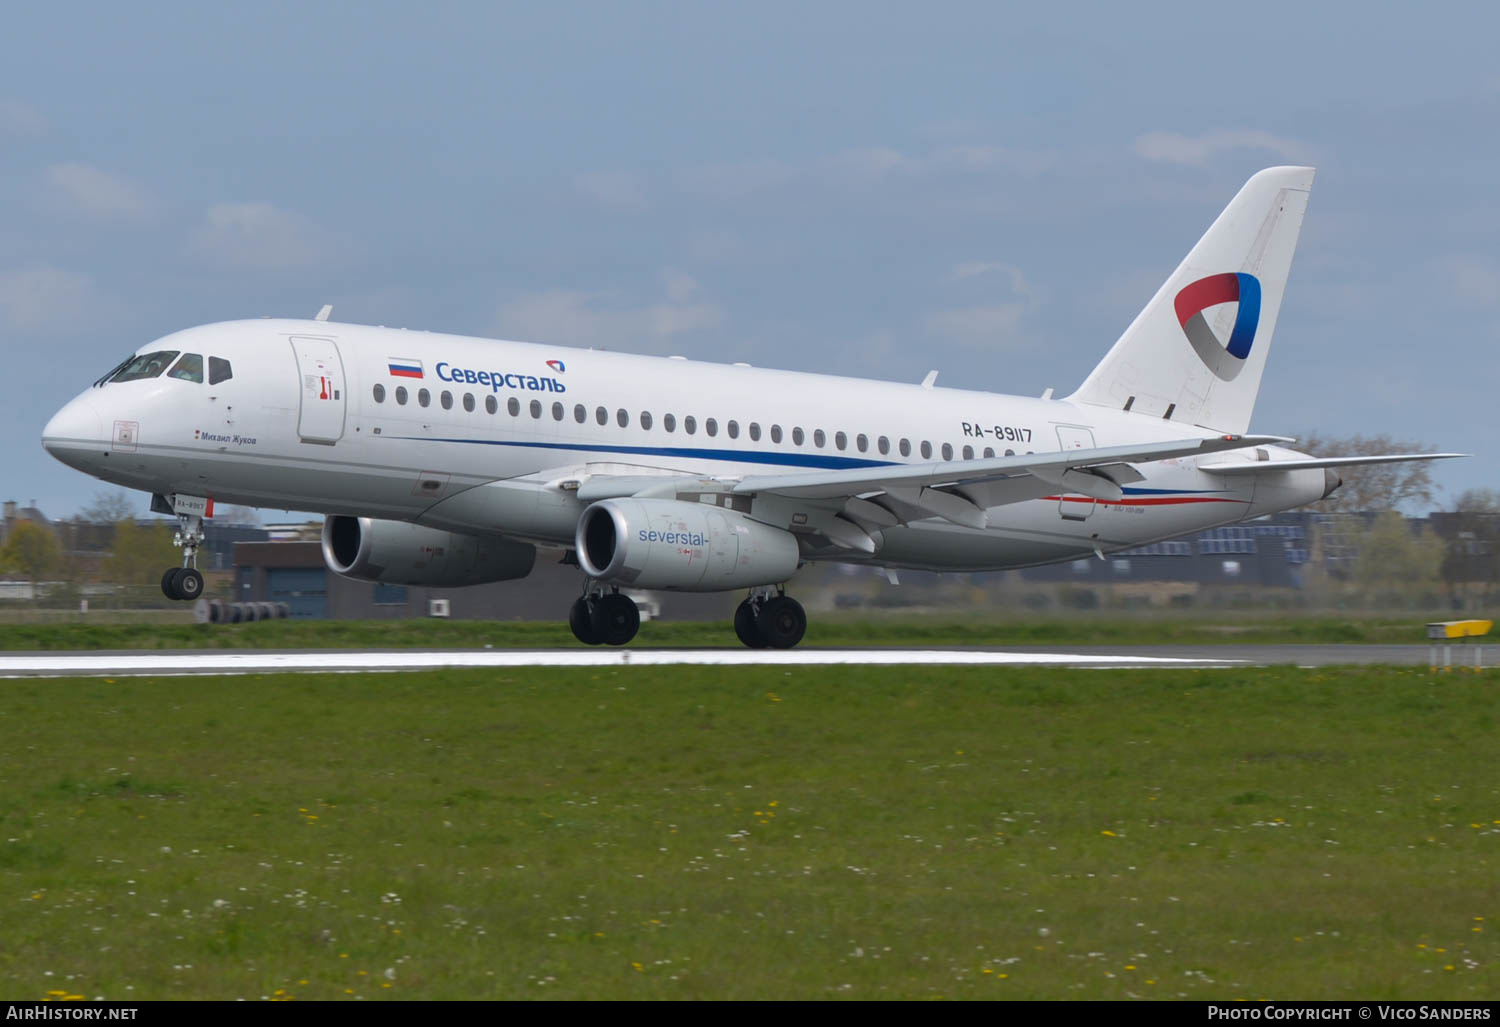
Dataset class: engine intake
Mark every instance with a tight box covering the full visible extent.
[322,516,536,587]
[575,498,799,591]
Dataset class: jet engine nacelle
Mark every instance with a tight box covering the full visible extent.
[576,498,800,591]
[322,516,536,587]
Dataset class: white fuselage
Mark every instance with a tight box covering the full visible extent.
[42,318,1327,572]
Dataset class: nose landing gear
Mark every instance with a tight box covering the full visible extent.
[160,508,206,601]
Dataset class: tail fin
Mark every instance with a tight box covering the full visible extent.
[1068,166,1314,434]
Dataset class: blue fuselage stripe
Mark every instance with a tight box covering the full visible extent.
[389,435,896,471]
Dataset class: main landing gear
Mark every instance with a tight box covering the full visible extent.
[568,584,641,646]
[733,587,806,650]
[160,511,205,601]
[566,582,808,649]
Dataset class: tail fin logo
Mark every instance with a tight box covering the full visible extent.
[1174,272,1261,381]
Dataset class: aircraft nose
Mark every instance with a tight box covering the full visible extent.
[42,395,104,465]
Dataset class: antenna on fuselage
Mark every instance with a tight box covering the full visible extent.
[314,304,333,322]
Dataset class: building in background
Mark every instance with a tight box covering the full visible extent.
[231,539,736,621]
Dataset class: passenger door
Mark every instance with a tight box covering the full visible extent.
[291,337,346,444]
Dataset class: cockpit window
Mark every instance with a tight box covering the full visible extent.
[168,353,204,383]
[93,356,132,388]
[208,357,232,385]
[108,350,180,383]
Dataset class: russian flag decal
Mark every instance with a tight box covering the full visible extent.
[388,358,424,379]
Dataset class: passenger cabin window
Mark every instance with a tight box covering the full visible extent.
[485,395,497,414]
[684,415,697,435]
[962,444,974,460]
[664,413,676,432]
[617,409,629,428]
[373,384,386,403]
[507,397,520,416]
[857,433,868,452]
[530,399,543,419]
[464,393,476,413]
[640,411,653,430]
[596,406,608,426]
[109,350,179,383]
[208,357,232,385]
[899,438,911,457]
[813,429,826,448]
[941,443,953,460]
[920,440,932,459]
[396,386,408,405]
[553,402,565,421]
[792,427,804,445]
[835,431,846,450]
[770,425,783,443]
[418,389,431,407]
[574,404,586,423]
[878,436,890,455]
[749,423,762,441]
[441,390,454,410]
[727,420,739,439]
[705,417,717,437]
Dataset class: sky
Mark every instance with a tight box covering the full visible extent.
[5,1,1498,519]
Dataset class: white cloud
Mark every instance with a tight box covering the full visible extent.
[0,266,107,336]
[918,117,987,140]
[573,170,649,213]
[820,146,907,184]
[1133,129,1310,166]
[0,99,45,137]
[922,145,1057,177]
[922,303,1030,350]
[675,144,1056,200]
[675,158,798,199]
[686,230,742,262]
[43,163,154,223]
[495,276,724,352]
[1445,254,1500,306]
[662,269,701,304]
[186,202,343,271]
[925,263,1039,349]
[950,261,1032,295]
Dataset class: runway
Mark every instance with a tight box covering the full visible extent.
[0,643,1463,677]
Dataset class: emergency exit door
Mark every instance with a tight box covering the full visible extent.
[1055,424,1097,521]
[291,337,346,444]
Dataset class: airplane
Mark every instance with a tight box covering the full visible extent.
[41,166,1462,647]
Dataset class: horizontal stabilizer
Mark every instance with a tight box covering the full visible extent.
[1202,452,1466,475]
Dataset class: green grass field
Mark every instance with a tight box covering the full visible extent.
[0,613,1448,651]
[1,664,1495,1000]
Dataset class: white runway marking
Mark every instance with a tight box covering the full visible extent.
[0,648,1241,678]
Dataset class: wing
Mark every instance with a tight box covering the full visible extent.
[571,433,1292,551]
[1200,452,1467,475]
